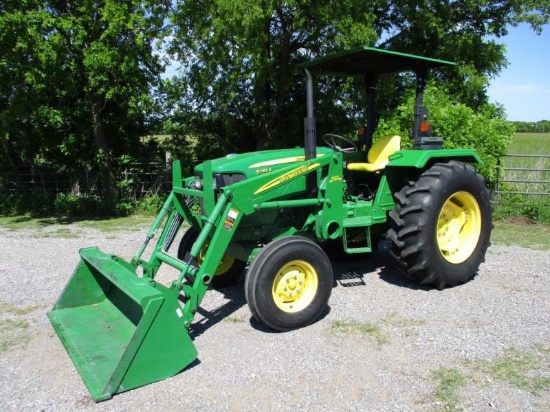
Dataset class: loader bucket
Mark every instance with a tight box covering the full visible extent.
[47,247,197,401]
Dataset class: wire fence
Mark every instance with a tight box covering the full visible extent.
[3,155,550,206]
[0,162,172,199]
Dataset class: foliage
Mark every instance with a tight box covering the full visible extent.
[134,194,165,216]
[0,0,170,195]
[0,192,164,218]
[493,193,550,224]
[511,121,550,133]
[2,0,549,213]
[375,85,514,187]
[165,1,379,155]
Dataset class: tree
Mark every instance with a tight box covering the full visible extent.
[0,0,169,196]
[166,0,548,157]
[167,1,379,152]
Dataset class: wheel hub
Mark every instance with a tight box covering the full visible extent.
[198,240,235,275]
[272,260,318,313]
[437,191,482,264]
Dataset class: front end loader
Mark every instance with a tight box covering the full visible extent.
[48,47,492,400]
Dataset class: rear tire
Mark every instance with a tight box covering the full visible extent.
[245,237,333,331]
[177,227,246,288]
[388,161,492,289]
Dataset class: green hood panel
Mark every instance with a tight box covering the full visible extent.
[195,147,334,179]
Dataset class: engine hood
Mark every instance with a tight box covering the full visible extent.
[194,147,334,179]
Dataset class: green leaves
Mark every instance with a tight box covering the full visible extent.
[1,0,547,198]
[1,0,170,194]
[166,1,379,150]
[375,84,514,187]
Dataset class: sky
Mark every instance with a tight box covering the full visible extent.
[487,24,550,122]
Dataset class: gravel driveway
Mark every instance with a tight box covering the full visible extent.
[0,224,549,411]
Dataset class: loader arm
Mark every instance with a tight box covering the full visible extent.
[170,154,341,323]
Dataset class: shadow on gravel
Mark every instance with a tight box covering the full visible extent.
[189,241,433,338]
[330,240,431,291]
[5,215,114,226]
[188,279,247,339]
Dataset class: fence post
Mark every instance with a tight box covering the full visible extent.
[494,157,501,203]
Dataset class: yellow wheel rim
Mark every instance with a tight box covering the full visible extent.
[437,191,482,264]
[198,240,235,276]
[272,260,318,313]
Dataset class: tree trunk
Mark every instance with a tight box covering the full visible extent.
[254,72,272,150]
[91,96,117,199]
[0,138,26,193]
[254,12,293,150]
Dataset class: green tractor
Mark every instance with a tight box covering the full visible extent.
[48,47,492,401]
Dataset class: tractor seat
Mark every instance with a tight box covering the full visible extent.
[347,134,401,172]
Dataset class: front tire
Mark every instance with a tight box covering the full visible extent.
[388,161,492,289]
[245,237,333,331]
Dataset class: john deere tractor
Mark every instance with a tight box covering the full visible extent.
[48,47,492,401]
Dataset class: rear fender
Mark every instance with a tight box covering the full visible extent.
[387,149,482,168]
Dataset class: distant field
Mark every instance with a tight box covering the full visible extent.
[508,132,550,154]
[503,133,550,176]
[141,134,171,143]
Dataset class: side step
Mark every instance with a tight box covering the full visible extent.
[343,216,372,253]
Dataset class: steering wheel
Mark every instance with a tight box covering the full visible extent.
[322,133,358,153]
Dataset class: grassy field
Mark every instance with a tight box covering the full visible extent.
[508,132,550,154]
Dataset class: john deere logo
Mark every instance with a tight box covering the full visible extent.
[254,163,320,195]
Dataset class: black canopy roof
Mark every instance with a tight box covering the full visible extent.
[300,46,456,77]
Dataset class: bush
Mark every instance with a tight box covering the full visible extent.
[53,193,108,217]
[375,84,514,189]
[134,194,165,216]
[0,191,172,218]
[0,193,54,216]
[493,193,550,224]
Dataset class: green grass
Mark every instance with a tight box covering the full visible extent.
[508,133,550,154]
[426,346,550,410]
[465,347,550,396]
[379,311,426,328]
[330,312,426,346]
[0,214,152,234]
[2,213,548,251]
[492,220,550,250]
[0,303,39,353]
[224,315,248,324]
[0,319,30,353]
[431,367,467,411]
[330,319,388,345]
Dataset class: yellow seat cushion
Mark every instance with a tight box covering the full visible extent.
[347,135,401,172]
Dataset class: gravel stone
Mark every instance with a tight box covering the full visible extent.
[0,226,549,411]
